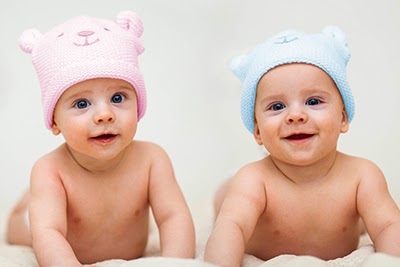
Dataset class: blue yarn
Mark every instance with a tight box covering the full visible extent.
[230,26,355,134]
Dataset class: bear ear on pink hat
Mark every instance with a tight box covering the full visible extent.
[19,10,147,129]
[19,28,43,54]
[115,10,144,54]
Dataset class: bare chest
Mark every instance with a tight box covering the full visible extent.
[61,171,150,262]
[247,181,361,260]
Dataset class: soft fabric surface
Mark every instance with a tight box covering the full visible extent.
[1,199,399,267]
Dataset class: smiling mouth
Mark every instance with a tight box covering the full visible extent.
[286,133,314,141]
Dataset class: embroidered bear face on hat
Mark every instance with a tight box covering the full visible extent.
[19,10,146,129]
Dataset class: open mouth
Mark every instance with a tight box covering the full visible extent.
[92,134,117,143]
[286,133,314,141]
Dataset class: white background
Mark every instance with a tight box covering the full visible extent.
[1,0,400,214]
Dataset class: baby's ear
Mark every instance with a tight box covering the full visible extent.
[116,10,144,54]
[51,122,61,136]
[19,28,42,54]
[340,109,350,133]
[229,54,251,82]
[253,119,263,146]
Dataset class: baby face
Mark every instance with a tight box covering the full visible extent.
[51,78,138,161]
[253,63,349,166]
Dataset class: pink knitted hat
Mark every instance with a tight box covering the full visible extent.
[19,10,146,129]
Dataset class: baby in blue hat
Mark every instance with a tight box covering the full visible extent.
[204,27,400,266]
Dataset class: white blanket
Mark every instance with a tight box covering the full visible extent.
[1,200,399,267]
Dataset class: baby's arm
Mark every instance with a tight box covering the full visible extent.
[357,160,400,256]
[30,159,83,267]
[204,167,267,267]
[148,144,195,258]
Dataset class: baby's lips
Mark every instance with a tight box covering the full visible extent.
[92,134,117,143]
[286,133,314,140]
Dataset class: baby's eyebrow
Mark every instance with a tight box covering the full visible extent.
[61,89,91,103]
[302,88,332,99]
[258,93,285,105]
[107,84,135,92]
[117,86,135,92]
[258,88,332,104]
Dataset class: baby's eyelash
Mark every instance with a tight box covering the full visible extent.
[111,92,129,104]
[306,97,325,106]
[72,99,90,109]
[267,102,286,111]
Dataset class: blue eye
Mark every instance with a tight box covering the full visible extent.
[271,103,285,111]
[306,98,320,106]
[75,100,90,109]
[111,94,125,103]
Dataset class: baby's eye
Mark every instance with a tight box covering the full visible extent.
[74,100,90,109]
[111,93,125,103]
[306,98,321,106]
[270,103,285,111]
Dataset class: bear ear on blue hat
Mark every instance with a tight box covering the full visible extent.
[322,26,349,56]
[229,54,251,82]
[322,26,346,44]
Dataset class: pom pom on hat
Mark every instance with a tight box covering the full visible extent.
[230,26,355,134]
[20,10,146,129]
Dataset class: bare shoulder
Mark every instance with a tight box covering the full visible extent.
[337,152,383,179]
[31,144,70,177]
[232,163,262,190]
[217,158,268,227]
[131,140,169,158]
[343,153,389,203]
[233,156,276,185]
[130,141,173,176]
[355,157,387,188]
[235,157,270,178]
[30,144,70,194]
[228,158,269,206]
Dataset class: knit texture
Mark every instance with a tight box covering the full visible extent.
[230,26,355,133]
[19,10,146,129]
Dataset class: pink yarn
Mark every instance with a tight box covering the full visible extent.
[19,11,146,129]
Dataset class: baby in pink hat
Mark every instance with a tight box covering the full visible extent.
[7,11,195,266]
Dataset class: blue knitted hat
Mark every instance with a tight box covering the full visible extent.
[230,26,355,133]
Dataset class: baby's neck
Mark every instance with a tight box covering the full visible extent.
[270,151,340,185]
[63,143,128,174]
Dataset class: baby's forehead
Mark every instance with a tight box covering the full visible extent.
[257,63,338,90]
[68,78,134,91]
[59,78,135,99]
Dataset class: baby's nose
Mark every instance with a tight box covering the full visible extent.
[285,107,308,124]
[94,105,115,124]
